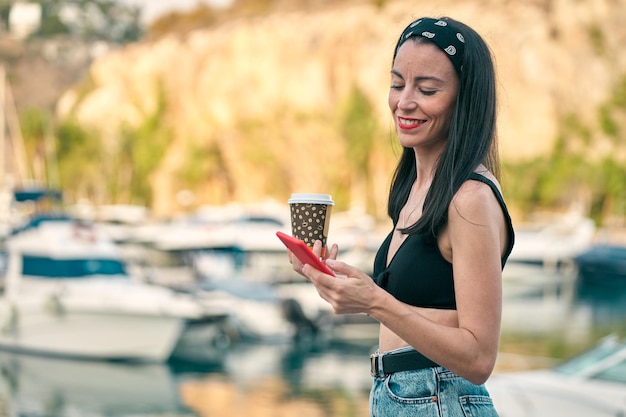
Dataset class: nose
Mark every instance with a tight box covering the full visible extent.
[397,88,417,111]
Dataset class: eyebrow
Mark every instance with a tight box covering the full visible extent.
[390,69,445,83]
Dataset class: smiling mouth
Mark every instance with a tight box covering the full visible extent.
[398,117,426,129]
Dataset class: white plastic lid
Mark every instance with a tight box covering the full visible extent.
[288,193,334,205]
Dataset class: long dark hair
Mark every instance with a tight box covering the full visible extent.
[388,17,500,237]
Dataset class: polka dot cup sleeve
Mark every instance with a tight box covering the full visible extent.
[288,193,334,257]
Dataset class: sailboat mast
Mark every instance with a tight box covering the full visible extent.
[0,63,5,188]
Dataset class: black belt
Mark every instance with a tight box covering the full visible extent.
[370,349,438,377]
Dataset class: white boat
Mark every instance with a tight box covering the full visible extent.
[119,211,314,342]
[160,223,380,345]
[0,219,230,362]
[489,335,626,417]
[509,212,596,269]
[121,205,381,345]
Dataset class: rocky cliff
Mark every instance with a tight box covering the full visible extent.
[56,0,626,217]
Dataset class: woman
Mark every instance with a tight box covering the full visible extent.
[288,16,514,417]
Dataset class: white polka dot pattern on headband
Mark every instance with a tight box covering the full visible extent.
[444,45,457,55]
[395,17,465,73]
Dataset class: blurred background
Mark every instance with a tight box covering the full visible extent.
[0,0,625,416]
[2,0,626,226]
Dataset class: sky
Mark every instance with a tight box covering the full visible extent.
[118,0,235,24]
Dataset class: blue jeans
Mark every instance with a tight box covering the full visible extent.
[370,348,499,417]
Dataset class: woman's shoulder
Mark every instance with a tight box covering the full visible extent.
[469,166,502,191]
[449,169,503,222]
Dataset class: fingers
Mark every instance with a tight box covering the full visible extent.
[301,264,333,304]
[287,250,306,276]
[312,240,323,257]
[302,262,373,315]
[324,259,363,279]
[289,239,339,280]
[324,243,339,261]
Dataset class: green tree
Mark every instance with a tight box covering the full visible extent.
[55,118,102,201]
[502,74,626,225]
[339,86,379,212]
[116,87,172,205]
[33,0,142,43]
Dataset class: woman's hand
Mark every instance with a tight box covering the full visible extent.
[288,240,338,278]
[301,259,380,315]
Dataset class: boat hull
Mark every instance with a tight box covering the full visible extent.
[575,245,626,288]
[0,302,185,361]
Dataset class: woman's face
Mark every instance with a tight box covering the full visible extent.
[388,40,459,152]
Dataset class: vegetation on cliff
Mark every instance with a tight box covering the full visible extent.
[504,74,626,225]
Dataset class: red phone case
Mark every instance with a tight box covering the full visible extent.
[276,231,335,276]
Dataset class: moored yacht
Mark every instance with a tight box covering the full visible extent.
[0,219,230,362]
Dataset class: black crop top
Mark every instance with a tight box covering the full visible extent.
[372,173,515,310]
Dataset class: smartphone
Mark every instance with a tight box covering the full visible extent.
[276,231,335,276]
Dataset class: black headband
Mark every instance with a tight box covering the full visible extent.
[393,18,465,74]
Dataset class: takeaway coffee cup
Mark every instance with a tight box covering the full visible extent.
[288,193,334,255]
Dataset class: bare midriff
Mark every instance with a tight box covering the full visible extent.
[377,306,459,352]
